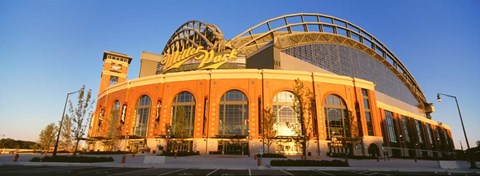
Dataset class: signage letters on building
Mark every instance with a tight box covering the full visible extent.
[159,46,238,73]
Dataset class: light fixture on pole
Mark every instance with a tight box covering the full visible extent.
[399,134,405,159]
[52,89,81,157]
[436,93,477,169]
[124,130,129,152]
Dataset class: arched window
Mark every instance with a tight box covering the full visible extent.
[134,95,151,137]
[171,91,195,138]
[324,94,350,139]
[219,90,249,136]
[109,100,121,136]
[273,91,299,136]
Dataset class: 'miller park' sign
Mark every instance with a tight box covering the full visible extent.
[158,46,245,73]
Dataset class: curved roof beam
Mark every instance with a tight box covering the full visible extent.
[163,20,223,54]
[163,28,213,53]
[163,38,200,54]
[231,13,426,105]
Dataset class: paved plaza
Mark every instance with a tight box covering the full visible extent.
[0,154,479,175]
[1,165,479,176]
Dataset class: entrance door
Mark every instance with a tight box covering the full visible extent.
[368,143,380,157]
[328,142,353,157]
[275,142,301,156]
[218,140,249,155]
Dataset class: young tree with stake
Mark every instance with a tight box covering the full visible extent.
[68,85,94,157]
[287,78,314,160]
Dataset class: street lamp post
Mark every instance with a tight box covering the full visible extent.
[399,135,405,159]
[436,137,441,168]
[437,93,478,169]
[436,137,441,159]
[53,90,81,157]
[166,127,171,153]
[247,130,251,157]
[414,143,418,162]
[124,130,129,152]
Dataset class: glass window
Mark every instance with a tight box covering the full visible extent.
[435,127,441,146]
[363,99,370,109]
[171,91,195,138]
[442,128,450,147]
[273,91,299,136]
[362,89,374,136]
[385,111,397,143]
[401,116,411,143]
[108,100,121,137]
[282,44,420,106]
[109,76,118,86]
[325,95,350,139]
[133,95,151,137]
[219,90,249,136]
[415,120,424,144]
[425,124,433,145]
[365,112,374,136]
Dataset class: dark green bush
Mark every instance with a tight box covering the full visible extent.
[209,151,222,155]
[256,153,286,158]
[41,156,114,163]
[270,159,349,167]
[160,151,199,157]
[30,157,41,162]
[81,151,133,155]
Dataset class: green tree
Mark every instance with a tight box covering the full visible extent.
[103,107,121,151]
[38,123,58,152]
[68,85,94,157]
[262,107,277,154]
[477,140,480,147]
[171,106,190,155]
[287,78,314,160]
[0,138,20,149]
[0,138,37,149]
[60,114,73,152]
[336,111,361,163]
[18,140,37,149]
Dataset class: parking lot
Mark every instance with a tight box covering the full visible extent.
[0,165,479,176]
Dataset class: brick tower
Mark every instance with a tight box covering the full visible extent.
[99,51,132,93]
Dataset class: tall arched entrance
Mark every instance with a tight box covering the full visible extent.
[368,143,380,158]
[217,90,249,155]
[273,91,302,156]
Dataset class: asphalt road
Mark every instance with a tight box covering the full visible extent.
[0,165,479,176]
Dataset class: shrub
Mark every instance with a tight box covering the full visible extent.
[81,151,134,155]
[30,157,41,162]
[256,153,286,158]
[270,159,349,167]
[40,156,114,163]
[209,151,223,155]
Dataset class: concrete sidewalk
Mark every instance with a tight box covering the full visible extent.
[1,153,479,174]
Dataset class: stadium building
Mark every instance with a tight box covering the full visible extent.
[87,13,455,159]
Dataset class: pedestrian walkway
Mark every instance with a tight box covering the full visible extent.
[0,153,478,174]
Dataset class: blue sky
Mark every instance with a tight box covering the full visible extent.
[0,0,479,149]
